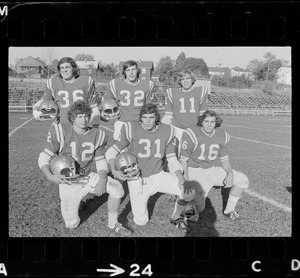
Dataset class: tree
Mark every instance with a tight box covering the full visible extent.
[154,56,176,84]
[174,52,186,73]
[74,53,94,61]
[181,57,209,77]
[246,52,283,81]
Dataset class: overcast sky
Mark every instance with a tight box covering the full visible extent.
[9,46,291,69]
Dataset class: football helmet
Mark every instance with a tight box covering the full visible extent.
[98,98,120,121]
[50,155,77,178]
[115,152,140,180]
[39,100,59,119]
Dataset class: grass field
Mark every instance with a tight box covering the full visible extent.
[8,112,291,237]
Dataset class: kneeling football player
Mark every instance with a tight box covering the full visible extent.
[38,100,132,236]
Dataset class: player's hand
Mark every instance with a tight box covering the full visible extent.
[94,176,107,196]
[179,180,194,195]
[47,173,71,185]
[111,169,126,181]
[224,172,234,188]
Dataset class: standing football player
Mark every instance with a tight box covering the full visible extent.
[105,103,197,230]
[179,110,250,221]
[32,57,100,125]
[161,70,210,220]
[38,101,131,236]
[106,60,154,140]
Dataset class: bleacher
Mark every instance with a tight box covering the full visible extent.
[9,78,291,116]
[207,91,291,116]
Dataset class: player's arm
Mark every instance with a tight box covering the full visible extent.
[199,86,209,116]
[179,131,194,180]
[161,88,173,125]
[165,127,193,194]
[38,126,69,184]
[106,79,117,100]
[144,80,155,104]
[220,130,233,187]
[105,123,130,181]
[32,80,55,121]
[222,159,234,188]
[93,130,110,196]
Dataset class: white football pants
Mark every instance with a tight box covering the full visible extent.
[59,172,124,229]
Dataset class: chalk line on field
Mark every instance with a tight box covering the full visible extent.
[9,117,34,137]
[245,188,291,213]
[231,136,291,149]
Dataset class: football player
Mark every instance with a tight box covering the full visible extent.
[32,57,100,125]
[38,101,131,236]
[162,70,209,156]
[161,70,210,220]
[106,60,154,140]
[105,103,197,230]
[179,110,250,221]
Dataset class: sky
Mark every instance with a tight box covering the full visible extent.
[8,46,291,69]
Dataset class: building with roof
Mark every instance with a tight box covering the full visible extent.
[230,66,253,79]
[15,56,48,78]
[75,60,100,76]
[276,67,291,85]
[118,60,154,80]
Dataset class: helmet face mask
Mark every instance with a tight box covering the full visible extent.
[99,98,120,121]
[39,100,59,119]
[115,152,140,180]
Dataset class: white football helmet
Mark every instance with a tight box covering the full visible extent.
[98,98,120,121]
[50,155,77,178]
[39,100,59,119]
[115,152,140,180]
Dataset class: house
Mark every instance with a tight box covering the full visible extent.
[15,56,47,78]
[208,67,230,78]
[75,60,99,76]
[276,66,291,85]
[118,60,154,80]
[230,66,253,79]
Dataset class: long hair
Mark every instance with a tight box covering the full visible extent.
[177,70,196,87]
[122,60,141,79]
[67,101,92,123]
[139,103,161,125]
[57,57,80,79]
[197,110,223,128]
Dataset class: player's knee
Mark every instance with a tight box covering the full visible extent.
[237,173,249,189]
[107,178,124,199]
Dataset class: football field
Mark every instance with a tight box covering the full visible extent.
[8,112,291,237]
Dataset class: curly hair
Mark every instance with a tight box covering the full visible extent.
[139,103,161,125]
[122,60,141,79]
[57,57,80,79]
[177,70,196,87]
[197,110,223,128]
[67,101,92,123]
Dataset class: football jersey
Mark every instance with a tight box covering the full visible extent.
[99,117,117,150]
[180,126,230,169]
[40,75,97,124]
[107,78,154,122]
[111,121,176,178]
[164,85,209,129]
[42,122,108,175]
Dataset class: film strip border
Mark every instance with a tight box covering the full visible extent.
[0,237,299,276]
[0,2,299,44]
